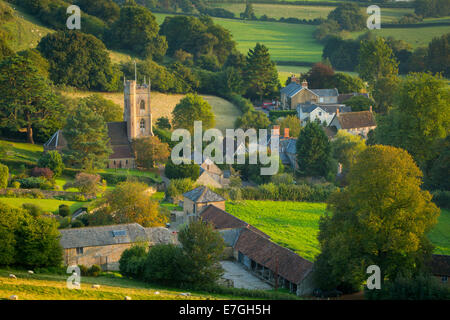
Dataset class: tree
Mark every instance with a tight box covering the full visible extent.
[155,116,171,130]
[372,75,400,113]
[425,135,450,190]
[143,244,188,284]
[62,103,112,170]
[235,110,270,130]
[0,55,63,144]
[132,136,170,169]
[414,0,450,18]
[244,43,280,102]
[375,72,450,168]
[344,95,374,112]
[74,0,120,24]
[178,220,225,286]
[108,4,167,60]
[37,151,65,178]
[358,37,399,86]
[313,145,440,292]
[63,172,101,195]
[296,122,333,179]
[172,94,215,134]
[327,3,366,31]
[241,2,256,20]
[330,130,366,178]
[0,163,8,188]
[0,203,21,265]
[17,49,49,78]
[330,73,364,94]
[426,33,450,77]
[304,63,335,89]
[276,115,301,138]
[165,159,200,180]
[79,94,122,122]
[101,181,168,227]
[37,31,119,91]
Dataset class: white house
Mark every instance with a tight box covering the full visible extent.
[297,103,351,126]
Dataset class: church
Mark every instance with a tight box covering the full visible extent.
[44,80,153,169]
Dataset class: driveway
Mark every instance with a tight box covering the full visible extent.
[220,261,272,291]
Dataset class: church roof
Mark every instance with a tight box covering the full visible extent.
[107,122,129,145]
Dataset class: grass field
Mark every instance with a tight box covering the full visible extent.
[226,200,450,262]
[1,140,42,162]
[202,95,242,131]
[0,197,88,213]
[154,13,323,64]
[210,3,414,23]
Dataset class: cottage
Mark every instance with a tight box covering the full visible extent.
[59,223,173,270]
[195,158,230,188]
[297,103,351,126]
[429,254,450,286]
[44,80,153,169]
[328,107,376,139]
[280,80,339,110]
[182,186,226,217]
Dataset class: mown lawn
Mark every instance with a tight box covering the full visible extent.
[0,197,88,214]
[226,201,450,262]
[202,95,242,132]
[1,140,42,162]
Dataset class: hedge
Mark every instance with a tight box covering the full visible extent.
[269,110,298,121]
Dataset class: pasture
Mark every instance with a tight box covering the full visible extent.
[226,200,450,262]
[0,197,88,213]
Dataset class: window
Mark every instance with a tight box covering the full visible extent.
[76,247,84,255]
[112,230,127,237]
[140,100,145,114]
[318,111,322,116]
[442,276,448,283]
[140,119,145,133]
[319,97,324,103]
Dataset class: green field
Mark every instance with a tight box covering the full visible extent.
[226,200,450,262]
[1,140,42,162]
[154,13,323,64]
[0,197,88,213]
[210,3,413,23]
[202,95,242,132]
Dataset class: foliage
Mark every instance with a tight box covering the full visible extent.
[12,177,45,189]
[132,136,170,169]
[37,151,64,178]
[119,244,148,279]
[0,55,63,144]
[330,130,366,175]
[78,94,122,123]
[172,94,215,135]
[426,33,450,77]
[142,244,187,284]
[31,167,54,180]
[63,172,101,195]
[178,220,225,286]
[21,203,42,217]
[155,116,171,130]
[414,0,450,18]
[270,173,294,185]
[343,95,374,112]
[314,145,440,292]
[165,159,200,181]
[100,181,168,227]
[322,36,360,71]
[425,136,450,191]
[37,31,119,91]
[62,102,112,170]
[58,204,70,217]
[17,49,50,78]
[327,3,366,32]
[74,0,120,24]
[329,73,364,94]
[243,43,280,102]
[166,178,196,200]
[296,122,333,179]
[235,110,270,130]
[107,4,167,60]
[0,162,8,188]
[240,2,256,20]
[276,115,301,138]
[303,62,334,89]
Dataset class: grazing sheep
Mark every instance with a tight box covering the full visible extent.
[124,296,132,300]
[9,295,19,300]
[91,284,101,289]
[9,274,16,279]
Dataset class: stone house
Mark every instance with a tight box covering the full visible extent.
[280,80,339,110]
[182,186,226,217]
[429,254,450,286]
[198,205,314,296]
[44,80,153,169]
[59,223,173,270]
[195,158,230,188]
[297,103,351,126]
[328,107,376,139]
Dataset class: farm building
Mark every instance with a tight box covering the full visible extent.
[199,204,314,296]
[44,80,153,169]
[59,223,174,270]
[182,186,226,217]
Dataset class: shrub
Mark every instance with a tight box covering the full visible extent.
[119,244,148,278]
[58,204,70,217]
[64,172,100,194]
[165,159,200,180]
[0,163,8,188]
[78,265,89,276]
[11,181,20,189]
[31,167,54,180]
[40,180,54,190]
[13,177,45,189]
[37,151,64,177]
[22,203,43,217]
[70,220,84,228]
[88,264,102,277]
[142,244,188,284]
[166,178,196,200]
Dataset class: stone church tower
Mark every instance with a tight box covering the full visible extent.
[123,80,153,141]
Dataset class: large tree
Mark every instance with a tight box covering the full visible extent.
[426,33,450,77]
[375,72,450,168]
[0,55,63,144]
[62,102,112,170]
[79,94,122,122]
[358,37,399,86]
[108,4,167,60]
[243,43,280,102]
[314,145,440,292]
[304,62,335,89]
[296,121,333,179]
[172,93,215,134]
[37,31,119,91]
[235,110,270,130]
[327,3,366,31]
[132,136,170,169]
[331,130,366,180]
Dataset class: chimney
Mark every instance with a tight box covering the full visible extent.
[272,125,280,136]
[301,80,308,89]
[291,75,299,84]
[284,128,289,138]
[369,105,372,112]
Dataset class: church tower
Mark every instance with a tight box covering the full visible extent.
[124,80,153,141]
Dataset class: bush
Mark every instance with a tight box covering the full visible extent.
[70,220,84,228]
[22,203,43,217]
[165,159,200,180]
[143,244,188,284]
[38,151,65,177]
[88,264,102,277]
[58,204,70,217]
[13,177,46,189]
[166,178,196,200]
[0,162,8,188]
[11,181,20,189]
[31,167,54,180]
[119,244,148,279]
[64,172,100,194]
[78,265,89,277]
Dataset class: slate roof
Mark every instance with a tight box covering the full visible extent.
[429,254,450,276]
[59,223,172,249]
[234,228,314,285]
[281,83,339,99]
[107,122,129,145]
[183,186,225,203]
[334,111,376,129]
[280,82,303,98]
[310,88,339,97]
[298,104,351,115]
[200,205,270,238]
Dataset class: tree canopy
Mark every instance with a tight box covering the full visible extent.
[172,94,215,134]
